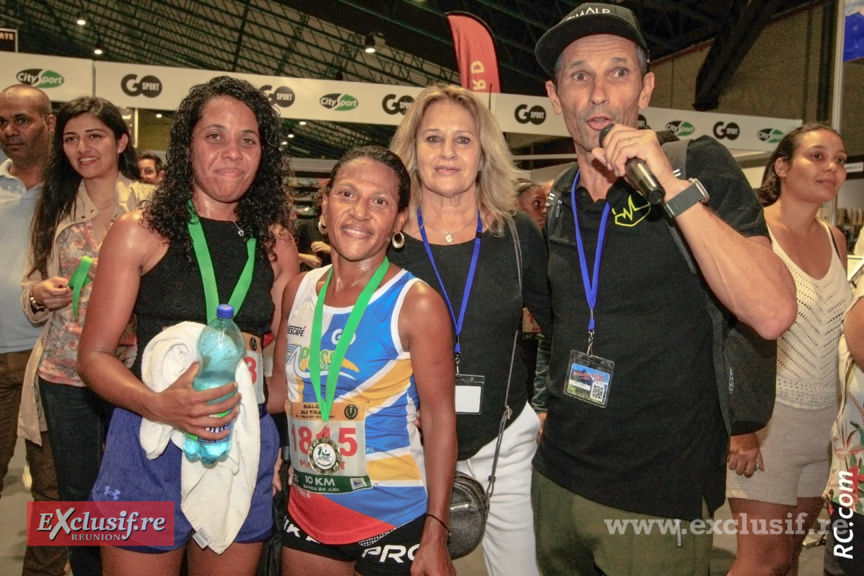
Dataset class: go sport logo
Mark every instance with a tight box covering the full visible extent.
[261,85,295,108]
[320,93,359,111]
[757,128,784,144]
[514,104,546,126]
[665,120,695,137]
[382,94,414,115]
[121,74,162,98]
[16,69,65,89]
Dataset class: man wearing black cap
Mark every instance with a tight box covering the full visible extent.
[531,3,797,574]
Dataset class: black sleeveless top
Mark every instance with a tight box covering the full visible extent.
[133,218,274,378]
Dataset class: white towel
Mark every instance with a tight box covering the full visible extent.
[139,321,261,554]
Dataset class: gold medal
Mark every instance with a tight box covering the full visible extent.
[308,437,342,474]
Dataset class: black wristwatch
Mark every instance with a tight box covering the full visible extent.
[663,178,709,219]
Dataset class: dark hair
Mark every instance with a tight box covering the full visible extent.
[143,76,293,259]
[138,151,164,172]
[757,123,843,207]
[325,145,411,213]
[515,178,540,197]
[30,96,138,277]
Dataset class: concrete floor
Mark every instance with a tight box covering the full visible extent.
[0,436,827,576]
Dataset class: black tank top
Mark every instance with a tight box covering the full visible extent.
[133,218,274,378]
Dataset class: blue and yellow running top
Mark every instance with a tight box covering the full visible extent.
[283,265,428,545]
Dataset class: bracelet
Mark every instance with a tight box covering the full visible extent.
[29,288,46,313]
[425,513,450,537]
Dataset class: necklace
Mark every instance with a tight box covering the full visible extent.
[421,214,478,243]
[232,220,245,237]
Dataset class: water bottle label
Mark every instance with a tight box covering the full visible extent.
[199,409,232,443]
[185,410,232,444]
[288,401,371,493]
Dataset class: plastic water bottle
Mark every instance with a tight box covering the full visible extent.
[184,304,244,465]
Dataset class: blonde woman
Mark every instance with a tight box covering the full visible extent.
[390,84,551,576]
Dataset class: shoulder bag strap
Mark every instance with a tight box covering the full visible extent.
[486,216,522,500]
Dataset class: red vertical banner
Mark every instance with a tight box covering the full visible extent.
[446,13,501,94]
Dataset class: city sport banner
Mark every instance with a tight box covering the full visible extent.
[446,12,501,94]
[2,53,92,102]
[0,52,800,152]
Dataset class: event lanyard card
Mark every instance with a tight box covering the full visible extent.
[564,350,614,408]
[455,373,485,414]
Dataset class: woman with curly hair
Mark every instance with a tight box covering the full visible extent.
[77,76,299,576]
[20,95,152,576]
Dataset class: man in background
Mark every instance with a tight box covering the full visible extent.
[137,150,165,185]
[0,83,68,576]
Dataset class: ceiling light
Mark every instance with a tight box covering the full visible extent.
[281,140,288,146]
[93,43,104,56]
[298,120,307,126]
[287,131,295,139]
[155,113,163,119]
[364,33,376,54]
[76,14,87,26]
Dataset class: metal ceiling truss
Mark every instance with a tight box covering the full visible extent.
[694,0,784,110]
[3,0,454,158]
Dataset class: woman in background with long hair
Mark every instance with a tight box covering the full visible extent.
[727,124,851,576]
[20,96,153,576]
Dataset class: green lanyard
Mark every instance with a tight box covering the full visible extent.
[309,258,389,423]
[187,201,257,324]
[69,256,93,322]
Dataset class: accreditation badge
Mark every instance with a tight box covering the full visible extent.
[288,401,371,493]
[564,350,614,408]
[455,373,484,414]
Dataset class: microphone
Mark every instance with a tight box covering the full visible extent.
[599,124,666,205]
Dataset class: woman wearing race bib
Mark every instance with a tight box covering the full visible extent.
[21,96,153,576]
[77,76,298,576]
[270,146,457,576]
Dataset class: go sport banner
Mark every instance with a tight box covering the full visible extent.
[1,53,93,102]
[93,61,425,127]
[491,93,802,151]
[94,60,799,152]
[0,53,800,153]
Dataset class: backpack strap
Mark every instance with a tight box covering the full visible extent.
[661,139,698,275]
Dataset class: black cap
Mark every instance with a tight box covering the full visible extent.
[535,3,649,77]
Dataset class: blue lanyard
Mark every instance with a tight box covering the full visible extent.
[571,171,611,354]
[417,208,483,367]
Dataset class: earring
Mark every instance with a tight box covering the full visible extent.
[391,231,405,250]
[318,219,327,235]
